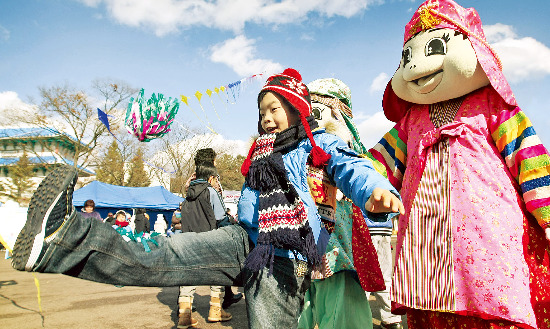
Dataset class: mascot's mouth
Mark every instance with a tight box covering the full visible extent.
[409,69,444,94]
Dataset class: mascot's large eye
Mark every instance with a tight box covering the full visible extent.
[425,37,447,56]
[312,105,323,120]
[402,47,412,67]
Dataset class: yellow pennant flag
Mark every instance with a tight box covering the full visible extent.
[205,89,220,120]
[215,86,228,112]
[180,95,188,106]
[195,91,203,102]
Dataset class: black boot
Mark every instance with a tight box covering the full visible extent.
[222,286,243,309]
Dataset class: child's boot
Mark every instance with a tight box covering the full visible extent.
[207,292,232,322]
[177,296,198,328]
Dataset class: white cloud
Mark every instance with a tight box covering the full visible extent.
[369,72,389,93]
[210,35,283,76]
[485,24,550,83]
[484,23,515,43]
[0,92,38,127]
[78,0,382,36]
[355,111,394,149]
[209,133,250,156]
[0,92,80,136]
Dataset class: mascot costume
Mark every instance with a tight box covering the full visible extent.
[369,0,550,328]
[298,78,384,329]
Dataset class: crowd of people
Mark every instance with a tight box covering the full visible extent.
[80,200,153,234]
[9,1,550,328]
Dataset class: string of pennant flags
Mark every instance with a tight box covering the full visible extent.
[98,72,267,174]
[124,72,266,142]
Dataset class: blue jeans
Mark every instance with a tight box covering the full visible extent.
[35,214,310,328]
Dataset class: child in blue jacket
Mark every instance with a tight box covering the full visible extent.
[12,68,403,329]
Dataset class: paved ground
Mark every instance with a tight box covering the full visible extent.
[0,254,406,329]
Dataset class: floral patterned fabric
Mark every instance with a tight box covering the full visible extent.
[406,309,531,329]
[370,86,550,329]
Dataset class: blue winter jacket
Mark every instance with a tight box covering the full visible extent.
[237,130,399,260]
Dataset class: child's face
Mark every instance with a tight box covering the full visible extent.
[259,92,300,134]
[116,214,126,221]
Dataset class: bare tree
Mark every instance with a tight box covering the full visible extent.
[10,79,138,171]
[215,153,246,191]
[146,125,215,195]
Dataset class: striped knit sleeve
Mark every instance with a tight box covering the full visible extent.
[365,123,408,191]
[490,107,550,228]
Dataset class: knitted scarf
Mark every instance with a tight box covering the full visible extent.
[115,219,129,227]
[244,116,321,273]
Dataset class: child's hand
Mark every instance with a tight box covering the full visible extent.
[365,188,405,215]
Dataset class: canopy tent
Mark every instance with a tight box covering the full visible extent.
[73,181,184,228]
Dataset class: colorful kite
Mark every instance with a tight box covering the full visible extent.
[125,88,179,142]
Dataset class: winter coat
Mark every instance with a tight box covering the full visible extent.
[180,179,225,233]
[80,210,102,221]
[238,130,398,260]
[134,212,150,234]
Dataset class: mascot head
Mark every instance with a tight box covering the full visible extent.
[308,78,367,154]
[383,0,517,122]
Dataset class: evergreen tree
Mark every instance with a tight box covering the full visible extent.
[215,153,245,191]
[96,140,125,185]
[126,148,151,187]
[8,151,35,204]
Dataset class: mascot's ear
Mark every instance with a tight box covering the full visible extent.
[382,80,412,123]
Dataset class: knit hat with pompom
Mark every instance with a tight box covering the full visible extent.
[241,68,331,176]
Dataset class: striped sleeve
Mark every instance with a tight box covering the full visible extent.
[365,123,408,191]
[490,107,550,228]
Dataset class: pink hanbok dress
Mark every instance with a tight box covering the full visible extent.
[370,86,550,329]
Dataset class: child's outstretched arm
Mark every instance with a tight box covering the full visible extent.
[365,187,405,215]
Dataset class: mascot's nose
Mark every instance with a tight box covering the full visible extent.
[409,64,416,69]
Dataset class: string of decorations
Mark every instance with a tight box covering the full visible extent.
[97,72,266,174]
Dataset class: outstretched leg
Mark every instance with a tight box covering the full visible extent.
[12,165,250,287]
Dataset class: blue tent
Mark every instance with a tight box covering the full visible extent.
[73,180,184,228]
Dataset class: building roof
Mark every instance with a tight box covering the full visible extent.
[0,155,95,175]
[0,127,90,149]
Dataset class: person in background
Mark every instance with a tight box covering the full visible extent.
[171,202,183,234]
[366,214,402,329]
[177,164,232,328]
[154,214,168,235]
[104,212,115,226]
[81,199,102,221]
[134,208,150,234]
[186,149,244,313]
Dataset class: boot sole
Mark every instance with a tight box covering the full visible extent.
[207,317,233,322]
[207,314,232,322]
[11,165,78,271]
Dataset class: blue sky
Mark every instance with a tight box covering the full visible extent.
[1,0,549,151]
